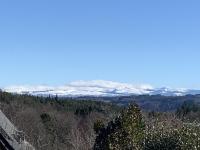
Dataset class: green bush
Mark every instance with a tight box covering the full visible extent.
[93,120,105,134]
[144,128,181,150]
[93,103,145,150]
[143,123,200,150]
[40,113,51,123]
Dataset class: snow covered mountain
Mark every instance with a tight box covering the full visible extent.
[3,80,200,97]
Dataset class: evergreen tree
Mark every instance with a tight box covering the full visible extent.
[93,103,145,150]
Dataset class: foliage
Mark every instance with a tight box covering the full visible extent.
[40,113,51,123]
[0,91,120,150]
[94,103,145,150]
[144,123,200,150]
[144,131,181,150]
[176,100,200,121]
[1,91,200,150]
[93,120,105,134]
[94,102,200,150]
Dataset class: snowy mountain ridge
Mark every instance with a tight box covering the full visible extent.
[2,80,200,97]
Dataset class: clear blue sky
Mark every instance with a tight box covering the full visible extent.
[0,0,200,88]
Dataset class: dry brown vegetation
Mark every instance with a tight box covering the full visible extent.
[0,92,120,150]
[1,91,200,150]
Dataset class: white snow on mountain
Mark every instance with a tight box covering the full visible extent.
[2,80,200,97]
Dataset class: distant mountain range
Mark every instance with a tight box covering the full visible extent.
[3,80,200,97]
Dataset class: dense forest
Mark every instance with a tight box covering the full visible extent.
[75,94,200,112]
[0,91,121,150]
[0,91,200,149]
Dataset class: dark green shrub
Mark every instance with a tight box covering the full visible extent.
[143,131,181,150]
[40,113,51,123]
[93,103,145,150]
[93,120,105,134]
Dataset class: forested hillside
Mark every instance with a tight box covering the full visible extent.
[0,91,121,150]
[76,94,200,112]
[0,91,200,150]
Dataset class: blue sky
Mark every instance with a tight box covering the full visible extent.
[0,0,200,88]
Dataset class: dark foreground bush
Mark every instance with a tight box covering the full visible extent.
[94,103,145,150]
